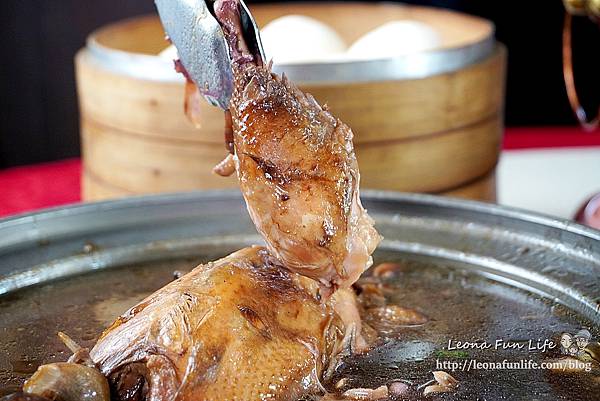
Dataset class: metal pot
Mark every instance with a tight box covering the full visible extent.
[0,191,598,399]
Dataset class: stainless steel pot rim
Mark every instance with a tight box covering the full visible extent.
[1,190,598,326]
[1,190,598,243]
[85,16,496,84]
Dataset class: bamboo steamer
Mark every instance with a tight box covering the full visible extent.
[83,166,497,202]
[76,3,505,201]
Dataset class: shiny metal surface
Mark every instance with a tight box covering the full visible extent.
[272,37,495,83]
[153,0,266,109]
[154,0,233,108]
[239,0,267,63]
[0,190,599,325]
[85,14,495,85]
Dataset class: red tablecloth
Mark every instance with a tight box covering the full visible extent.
[0,158,81,217]
[1,127,600,218]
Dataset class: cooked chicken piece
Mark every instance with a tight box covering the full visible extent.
[89,247,364,401]
[213,0,381,291]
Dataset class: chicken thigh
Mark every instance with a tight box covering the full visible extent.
[214,0,381,291]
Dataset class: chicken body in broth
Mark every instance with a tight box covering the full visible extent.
[91,247,361,401]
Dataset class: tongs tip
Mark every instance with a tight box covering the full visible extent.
[155,0,264,110]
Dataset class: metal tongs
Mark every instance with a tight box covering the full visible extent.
[155,0,265,110]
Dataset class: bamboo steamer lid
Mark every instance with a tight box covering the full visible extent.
[76,3,504,201]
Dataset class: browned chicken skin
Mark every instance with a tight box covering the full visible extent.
[89,247,359,401]
[230,65,380,291]
[215,0,381,291]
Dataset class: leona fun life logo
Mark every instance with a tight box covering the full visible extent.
[560,329,592,357]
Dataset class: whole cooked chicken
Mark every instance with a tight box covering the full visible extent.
[4,1,381,401]
[213,0,381,291]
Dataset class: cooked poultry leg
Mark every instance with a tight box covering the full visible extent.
[214,0,381,291]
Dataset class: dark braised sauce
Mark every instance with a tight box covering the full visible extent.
[1,250,598,400]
